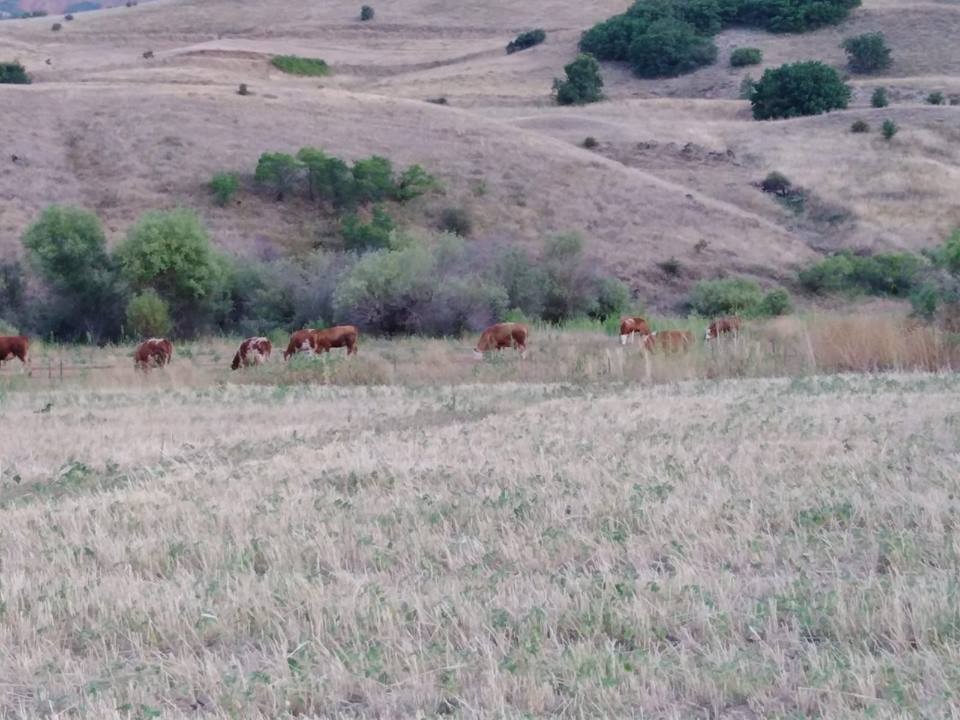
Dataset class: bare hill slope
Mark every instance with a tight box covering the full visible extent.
[1,0,959,303]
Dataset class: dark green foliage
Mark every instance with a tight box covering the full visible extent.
[297,148,352,206]
[908,231,960,323]
[942,230,960,275]
[270,55,330,76]
[758,288,792,316]
[125,289,172,338]
[341,206,396,251]
[254,152,302,201]
[927,91,944,105]
[393,165,437,202]
[210,172,239,207]
[583,136,599,149]
[761,171,792,195]
[580,15,650,62]
[238,83,250,96]
[0,61,30,84]
[554,54,604,105]
[439,207,473,237]
[22,206,126,342]
[507,29,546,54]
[750,61,851,119]
[658,257,682,276]
[360,5,374,21]
[629,18,717,78]
[798,251,922,296]
[850,119,870,133]
[351,156,395,204]
[730,47,762,67]
[739,74,756,99]
[0,261,26,330]
[841,32,891,73]
[881,119,898,140]
[871,86,889,108]
[689,278,792,317]
[731,0,861,32]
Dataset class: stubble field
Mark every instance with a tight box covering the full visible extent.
[2,324,959,718]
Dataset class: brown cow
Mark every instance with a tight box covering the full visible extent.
[284,326,358,359]
[705,316,741,341]
[642,330,694,353]
[619,316,651,345]
[474,322,528,360]
[134,338,173,370]
[232,336,272,370]
[283,329,316,360]
[0,335,30,369]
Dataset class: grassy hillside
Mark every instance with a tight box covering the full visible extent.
[1,0,959,306]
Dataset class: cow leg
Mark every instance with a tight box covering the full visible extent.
[620,334,628,345]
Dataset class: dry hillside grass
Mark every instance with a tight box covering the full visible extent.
[2,360,960,718]
[1,0,960,304]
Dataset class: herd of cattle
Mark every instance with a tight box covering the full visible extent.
[0,316,741,372]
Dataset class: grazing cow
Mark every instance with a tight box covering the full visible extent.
[134,337,173,370]
[619,316,651,345]
[0,335,30,368]
[706,316,741,341]
[642,330,694,353]
[283,328,316,360]
[474,322,528,360]
[284,326,359,359]
[231,336,272,369]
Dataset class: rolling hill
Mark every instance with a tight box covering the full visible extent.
[1,0,959,306]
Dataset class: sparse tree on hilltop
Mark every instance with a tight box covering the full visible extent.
[553,53,604,105]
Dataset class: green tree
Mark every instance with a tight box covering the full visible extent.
[751,61,851,120]
[507,29,546,54]
[629,18,717,78]
[0,61,30,84]
[209,172,239,207]
[341,205,396,251]
[554,54,604,105]
[927,91,944,105]
[22,206,125,341]
[116,209,229,334]
[125,289,172,337]
[689,278,764,316]
[841,32,892,74]
[360,5,374,21]
[296,148,355,208]
[352,156,395,204]
[871,86,889,108]
[254,152,302,201]
[393,165,437,201]
[881,119,898,140]
[730,47,762,67]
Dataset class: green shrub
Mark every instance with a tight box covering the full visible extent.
[592,276,631,320]
[730,47,762,67]
[439,207,473,237]
[125,289,172,338]
[739,73,756,99]
[798,251,922,296]
[688,278,764,316]
[360,5,374,21]
[22,206,126,342]
[939,229,960,275]
[871,86,889,108]
[0,61,31,84]
[393,164,437,202]
[850,119,870,133]
[751,61,851,120]
[554,54,604,105]
[758,288,792,316]
[580,15,650,62]
[629,17,717,78]
[760,171,792,195]
[296,148,354,207]
[881,119,898,140]
[254,152,302,201]
[583,136,599,149]
[731,0,861,33]
[910,282,939,319]
[209,172,239,207]
[342,206,396,251]
[507,29,546,54]
[352,155,395,204]
[927,91,944,105]
[270,55,330,76]
[841,32,892,74]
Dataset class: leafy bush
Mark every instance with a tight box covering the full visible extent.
[850,119,870,133]
[22,206,126,342]
[352,156,395,204]
[116,209,230,335]
[927,91,944,105]
[841,32,891,74]
[580,15,651,62]
[583,136,599,149]
[760,171,792,195]
[393,165,437,201]
[629,17,717,78]
[758,288,792,316]
[881,119,898,140]
[341,206,396,251]
[730,0,861,33]
[689,278,764,316]
[798,251,922,296]
[125,289,172,338]
[739,74,756,99]
[296,148,353,207]
[730,47,762,67]
[254,152,302,201]
[439,207,473,237]
[871,86,888,108]
[0,61,30,84]
[554,54,604,105]
[360,5,374,21]
[751,61,851,119]
[507,29,546,54]
[270,55,330,76]
[209,172,239,207]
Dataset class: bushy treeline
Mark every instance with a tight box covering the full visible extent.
[580,0,861,78]
[2,206,631,342]
[688,277,791,318]
[507,29,546,54]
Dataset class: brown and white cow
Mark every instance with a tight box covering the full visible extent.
[474,322,528,360]
[619,316,651,345]
[134,337,173,370]
[642,330,694,353]
[705,316,741,341]
[284,325,359,359]
[0,335,30,369]
[232,336,272,369]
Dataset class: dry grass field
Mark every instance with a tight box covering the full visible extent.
[2,0,960,303]
[2,320,960,718]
